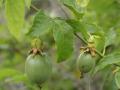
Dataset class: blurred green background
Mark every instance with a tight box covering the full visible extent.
[0,0,120,90]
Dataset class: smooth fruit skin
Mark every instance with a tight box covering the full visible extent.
[25,54,52,84]
[77,53,95,73]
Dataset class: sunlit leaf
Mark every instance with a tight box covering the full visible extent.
[0,69,21,80]
[5,0,25,40]
[25,0,32,9]
[5,74,29,83]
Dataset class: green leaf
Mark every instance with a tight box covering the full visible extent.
[0,69,21,81]
[5,74,29,83]
[63,4,84,19]
[60,0,90,8]
[91,32,105,52]
[105,29,117,47]
[5,0,25,40]
[25,0,32,9]
[53,20,73,62]
[88,0,114,13]
[66,19,89,40]
[60,0,75,7]
[60,0,85,19]
[75,0,90,8]
[28,11,53,37]
[115,69,120,89]
[0,0,3,8]
[94,52,120,74]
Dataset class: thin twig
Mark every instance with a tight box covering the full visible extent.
[31,4,40,12]
[74,32,104,57]
[74,32,88,44]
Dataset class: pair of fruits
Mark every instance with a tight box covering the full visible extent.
[25,33,104,83]
[25,48,52,84]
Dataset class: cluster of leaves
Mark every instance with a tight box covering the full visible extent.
[0,0,120,90]
[27,0,120,89]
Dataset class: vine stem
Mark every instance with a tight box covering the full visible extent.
[74,32,104,57]
[74,33,120,67]
[74,32,88,44]
[31,4,40,12]
[30,4,120,67]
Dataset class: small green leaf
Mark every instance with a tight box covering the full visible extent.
[115,69,120,89]
[25,0,32,9]
[5,0,25,40]
[53,20,73,62]
[94,52,120,74]
[28,11,53,37]
[91,32,105,52]
[75,0,90,8]
[66,19,89,40]
[0,69,21,81]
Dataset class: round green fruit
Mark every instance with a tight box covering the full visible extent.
[25,53,52,84]
[77,53,95,73]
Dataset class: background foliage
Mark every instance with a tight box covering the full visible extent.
[0,0,120,90]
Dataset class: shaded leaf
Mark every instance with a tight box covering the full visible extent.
[66,19,89,40]
[94,52,120,74]
[105,29,117,47]
[64,4,84,19]
[28,11,53,37]
[60,0,87,19]
[53,20,73,62]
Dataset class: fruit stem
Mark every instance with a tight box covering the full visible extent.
[74,32,104,57]
[74,34,120,67]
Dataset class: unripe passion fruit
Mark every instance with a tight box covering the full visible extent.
[25,53,52,84]
[77,53,95,73]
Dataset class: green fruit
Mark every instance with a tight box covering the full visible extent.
[77,53,95,73]
[25,53,52,84]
